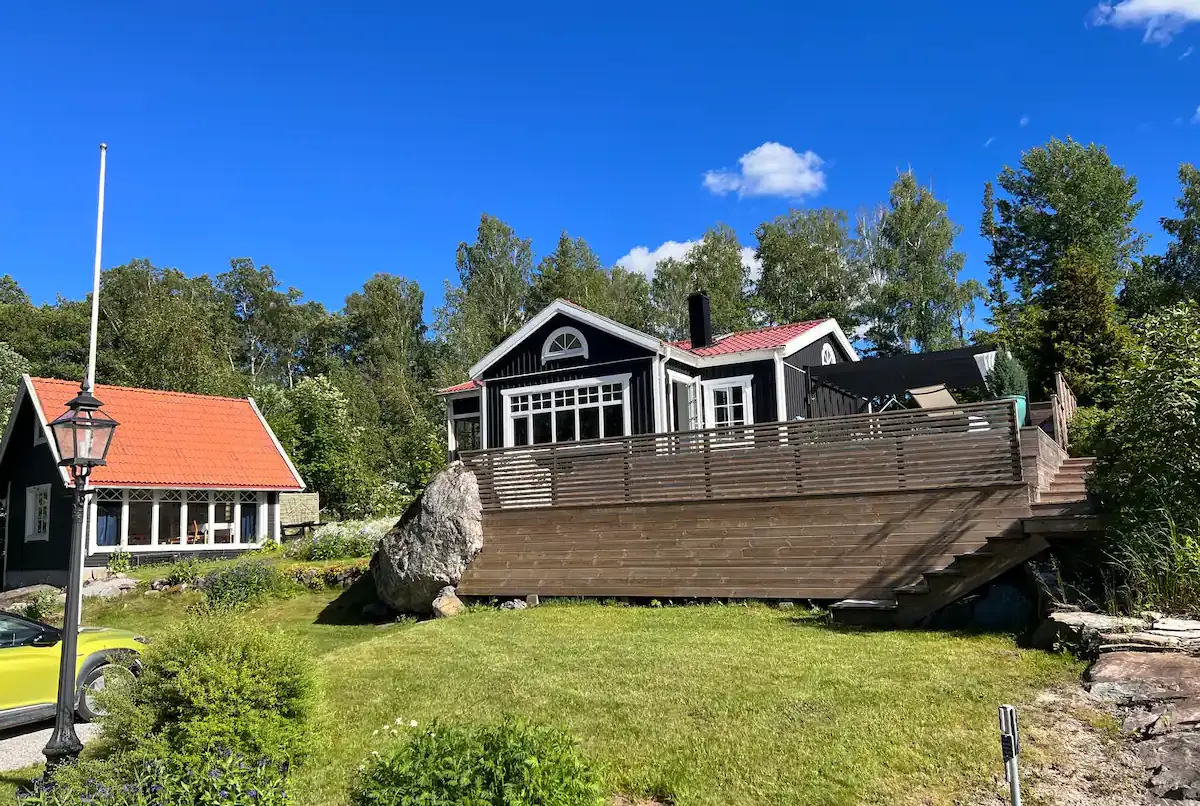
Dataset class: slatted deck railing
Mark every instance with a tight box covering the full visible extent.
[461,400,1024,511]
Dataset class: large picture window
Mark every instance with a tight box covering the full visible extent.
[504,375,630,447]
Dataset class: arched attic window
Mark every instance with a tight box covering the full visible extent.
[541,326,589,364]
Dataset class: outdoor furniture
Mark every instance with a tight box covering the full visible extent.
[908,384,958,410]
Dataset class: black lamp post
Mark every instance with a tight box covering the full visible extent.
[41,386,118,771]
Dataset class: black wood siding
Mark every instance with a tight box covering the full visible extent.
[481,313,655,381]
[784,333,852,370]
[485,358,656,448]
[0,394,72,575]
[698,360,777,425]
[783,363,806,420]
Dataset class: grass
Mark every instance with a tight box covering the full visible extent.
[3,588,1084,806]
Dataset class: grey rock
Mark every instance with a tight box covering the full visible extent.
[1087,652,1200,705]
[150,578,170,591]
[80,575,138,600]
[371,462,482,615]
[777,601,796,611]
[525,594,540,608]
[432,587,464,618]
[1138,733,1200,800]
[1153,617,1200,634]
[0,584,60,608]
[500,599,527,611]
[143,589,162,597]
[1031,610,1152,651]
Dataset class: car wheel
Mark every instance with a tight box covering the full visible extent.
[76,662,135,722]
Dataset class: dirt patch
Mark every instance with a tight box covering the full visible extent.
[969,686,1154,805]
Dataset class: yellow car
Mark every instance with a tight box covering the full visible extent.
[0,609,146,730]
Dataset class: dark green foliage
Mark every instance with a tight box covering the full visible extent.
[1067,406,1109,458]
[0,340,29,431]
[105,549,132,575]
[203,560,290,608]
[985,351,1028,399]
[163,557,204,586]
[352,718,604,806]
[97,613,318,764]
[1091,304,1200,612]
[1106,512,1200,614]
[1122,164,1200,318]
[650,225,752,339]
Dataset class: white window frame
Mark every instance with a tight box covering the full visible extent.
[821,342,837,366]
[83,488,271,554]
[32,418,46,446]
[702,375,755,429]
[666,370,700,432]
[446,392,483,454]
[540,326,589,364]
[24,484,51,542]
[501,373,632,448]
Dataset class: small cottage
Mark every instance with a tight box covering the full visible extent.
[438,292,859,456]
[0,376,304,589]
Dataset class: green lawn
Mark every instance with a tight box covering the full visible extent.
[6,590,1083,806]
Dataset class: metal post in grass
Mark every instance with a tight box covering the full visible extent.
[998,704,1022,806]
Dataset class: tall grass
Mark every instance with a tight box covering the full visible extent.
[1107,511,1200,614]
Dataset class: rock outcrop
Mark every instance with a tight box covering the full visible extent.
[371,462,482,615]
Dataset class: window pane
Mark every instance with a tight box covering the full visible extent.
[731,386,744,405]
[554,389,575,407]
[580,386,599,404]
[451,397,480,415]
[159,501,182,545]
[532,392,551,410]
[96,503,120,547]
[714,388,729,408]
[0,616,42,647]
[513,417,530,446]
[240,499,259,544]
[602,405,624,437]
[212,502,235,544]
[579,408,600,440]
[532,412,553,444]
[127,502,152,546]
[454,417,480,451]
[185,498,209,545]
[730,404,745,425]
[555,410,576,442]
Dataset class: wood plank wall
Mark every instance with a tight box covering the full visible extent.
[1020,426,1067,494]
[457,484,1033,601]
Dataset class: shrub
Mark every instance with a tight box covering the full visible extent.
[163,556,204,586]
[106,549,132,575]
[98,612,318,764]
[1068,405,1110,458]
[986,350,1029,399]
[19,591,58,623]
[203,560,290,608]
[19,749,291,806]
[284,517,395,561]
[1092,303,1200,612]
[352,717,604,806]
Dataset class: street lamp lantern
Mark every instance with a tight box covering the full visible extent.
[48,390,118,471]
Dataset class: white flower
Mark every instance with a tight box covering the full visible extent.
[409,720,418,728]
[395,717,404,725]
[371,730,378,736]
[371,751,380,757]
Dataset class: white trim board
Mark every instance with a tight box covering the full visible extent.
[248,397,307,490]
[500,372,633,448]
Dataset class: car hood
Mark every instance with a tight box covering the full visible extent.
[77,626,142,645]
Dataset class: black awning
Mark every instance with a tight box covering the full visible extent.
[809,344,998,401]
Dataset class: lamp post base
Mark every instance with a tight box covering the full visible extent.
[42,723,84,773]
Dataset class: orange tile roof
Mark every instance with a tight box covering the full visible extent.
[671,319,827,356]
[437,380,482,395]
[29,378,304,490]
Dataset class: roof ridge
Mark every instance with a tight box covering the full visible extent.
[31,377,253,405]
[719,319,829,338]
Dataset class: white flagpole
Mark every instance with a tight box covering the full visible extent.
[86,143,107,392]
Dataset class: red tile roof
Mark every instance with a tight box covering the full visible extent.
[437,380,482,395]
[28,378,304,490]
[672,320,827,356]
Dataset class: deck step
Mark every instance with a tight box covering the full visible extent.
[1037,491,1092,504]
[1022,514,1104,535]
[1031,500,1097,517]
[828,599,898,627]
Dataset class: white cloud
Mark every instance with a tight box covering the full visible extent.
[702,142,826,199]
[1193,104,1200,123]
[1183,45,1196,57]
[1019,115,1030,127]
[615,240,762,281]
[1092,0,1200,44]
[984,136,996,148]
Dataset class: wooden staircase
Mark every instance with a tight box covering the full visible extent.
[831,457,1101,628]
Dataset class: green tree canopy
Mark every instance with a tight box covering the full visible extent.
[1123,164,1200,317]
[650,225,752,340]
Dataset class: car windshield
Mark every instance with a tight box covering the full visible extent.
[0,612,48,648]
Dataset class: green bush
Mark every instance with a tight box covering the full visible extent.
[19,591,58,623]
[986,350,1029,399]
[1092,303,1200,612]
[98,612,319,764]
[203,560,290,608]
[1068,405,1110,458]
[284,517,395,561]
[163,556,204,586]
[19,749,291,806]
[352,717,604,806]
[106,549,132,575]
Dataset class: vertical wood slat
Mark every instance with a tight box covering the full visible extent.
[462,401,1024,512]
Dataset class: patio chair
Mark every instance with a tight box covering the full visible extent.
[908,384,958,410]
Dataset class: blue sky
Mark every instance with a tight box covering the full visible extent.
[1,1,1197,323]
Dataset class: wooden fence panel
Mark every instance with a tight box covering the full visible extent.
[463,401,1024,511]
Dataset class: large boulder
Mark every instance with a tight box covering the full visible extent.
[371,463,482,615]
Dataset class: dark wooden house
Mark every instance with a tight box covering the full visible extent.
[439,294,859,455]
[0,376,305,590]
